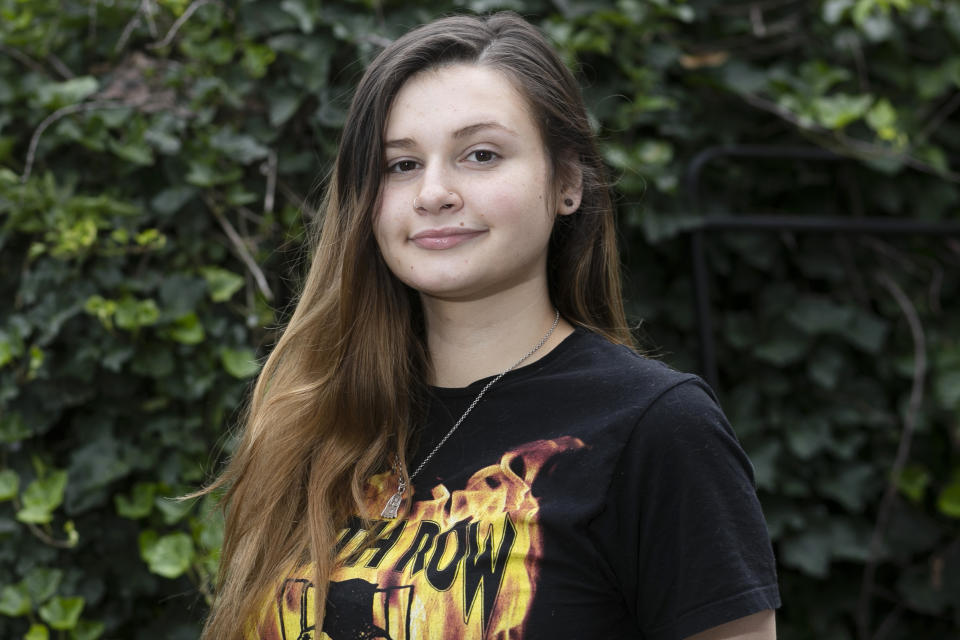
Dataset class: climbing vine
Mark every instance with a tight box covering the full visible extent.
[1,0,958,638]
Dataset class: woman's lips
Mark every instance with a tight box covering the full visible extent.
[410,227,487,250]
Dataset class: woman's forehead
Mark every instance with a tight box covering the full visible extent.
[383,65,538,143]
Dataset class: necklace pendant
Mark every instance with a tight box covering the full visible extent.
[380,476,406,519]
[381,491,403,519]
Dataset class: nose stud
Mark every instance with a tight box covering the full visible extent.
[413,193,459,211]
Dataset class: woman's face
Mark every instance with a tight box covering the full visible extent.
[373,64,579,304]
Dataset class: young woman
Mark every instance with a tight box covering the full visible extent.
[201,12,780,640]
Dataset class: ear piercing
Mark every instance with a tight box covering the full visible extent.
[564,198,574,207]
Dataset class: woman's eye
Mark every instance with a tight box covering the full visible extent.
[467,149,498,163]
[388,159,419,173]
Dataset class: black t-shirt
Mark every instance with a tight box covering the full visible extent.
[254,328,780,640]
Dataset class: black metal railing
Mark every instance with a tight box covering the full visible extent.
[681,145,960,388]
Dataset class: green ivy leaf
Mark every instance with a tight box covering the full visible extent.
[0,412,32,444]
[937,481,960,518]
[813,93,873,129]
[855,6,896,42]
[822,0,854,24]
[0,328,25,368]
[17,470,68,524]
[786,297,854,335]
[866,98,898,140]
[24,624,49,640]
[819,464,875,512]
[280,0,315,33]
[895,465,931,503]
[115,482,157,519]
[135,228,165,248]
[209,129,269,165]
[83,295,117,329]
[807,347,845,389]
[70,620,105,640]
[226,183,259,206]
[34,77,99,109]
[108,139,155,166]
[785,416,832,460]
[840,310,888,354]
[267,89,302,126]
[150,186,197,216]
[130,344,175,378]
[15,503,52,524]
[38,596,84,631]
[780,529,831,577]
[242,43,277,78]
[195,37,236,64]
[934,370,960,410]
[914,144,949,174]
[635,140,673,167]
[23,567,63,605]
[185,160,243,187]
[745,441,780,492]
[0,584,31,616]
[114,297,160,330]
[825,518,871,562]
[221,346,261,378]
[64,520,79,548]
[139,531,195,579]
[200,267,245,302]
[753,329,812,366]
[144,128,182,155]
[0,468,19,501]
[168,313,206,345]
[155,495,195,525]
[193,498,226,551]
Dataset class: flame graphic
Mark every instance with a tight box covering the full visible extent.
[260,437,584,640]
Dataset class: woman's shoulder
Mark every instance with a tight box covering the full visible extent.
[570,332,737,448]
[569,328,687,374]
[537,326,704,410]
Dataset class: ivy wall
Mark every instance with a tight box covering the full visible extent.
[1,0,958,638]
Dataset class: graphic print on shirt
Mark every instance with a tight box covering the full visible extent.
[255,437,584,640]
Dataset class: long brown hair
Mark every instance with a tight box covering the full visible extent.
[200,11,632,639]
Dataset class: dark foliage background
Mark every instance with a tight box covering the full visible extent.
[1,0,958,638]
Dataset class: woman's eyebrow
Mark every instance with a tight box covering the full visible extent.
[451,121,518,139]
[384,137,416,150]
[383,121,519,149]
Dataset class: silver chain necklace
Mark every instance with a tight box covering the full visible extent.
[381,309,561,518]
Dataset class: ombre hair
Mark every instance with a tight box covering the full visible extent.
[200,12,632,639]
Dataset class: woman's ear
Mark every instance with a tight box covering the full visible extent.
[556,152,583,216]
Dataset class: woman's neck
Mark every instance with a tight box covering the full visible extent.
[421,291,574,388]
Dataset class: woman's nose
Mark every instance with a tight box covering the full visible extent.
[413,169,463,214]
